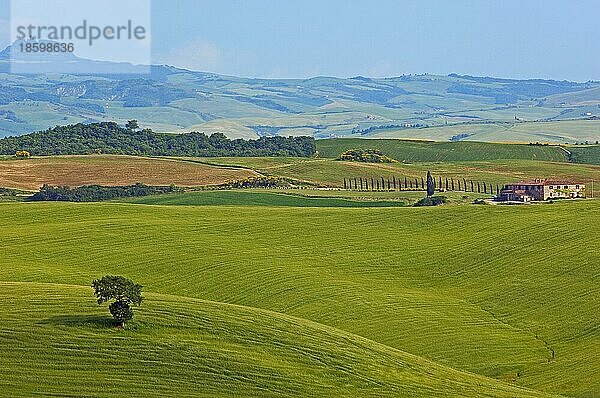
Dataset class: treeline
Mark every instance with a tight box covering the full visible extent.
[0,122,316,157]
[351,123,427,135]
[344,175,502,195]
[0,187,18,196]
[28,183,180,202]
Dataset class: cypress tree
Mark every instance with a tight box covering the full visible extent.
[463,178,467,191]
[470,180,474,192]
[451,178,455,191]
[445,177,449,190]
[426,171,435,197]
[343,178,347,190]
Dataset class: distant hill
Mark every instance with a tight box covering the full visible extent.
[1,42,600,142]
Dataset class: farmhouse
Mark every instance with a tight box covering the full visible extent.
[498,179,585,202]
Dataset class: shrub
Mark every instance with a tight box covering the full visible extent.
[0,188,19,197]
[221,176,291,189]
[413,195,447,207]
[338,149,397,163]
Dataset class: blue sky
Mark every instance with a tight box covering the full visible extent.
[2,0,599,80]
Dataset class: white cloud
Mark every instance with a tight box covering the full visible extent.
[154,40,264,76]
[156,40,221,72]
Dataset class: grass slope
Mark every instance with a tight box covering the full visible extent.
[0,282,553,398]
[123,190,407,207]
[123,189,484,207]
[0,155,259,190]
[3,155,599,197]
[568,145,600,165]
[316,139,569,162]
[0,202,598,397]
[196,157,600,197]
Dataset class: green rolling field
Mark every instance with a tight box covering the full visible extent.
[2,5,600,397]
[568,145,600,165]
[122,189,408,207]
[193,157,600,197]
[315,139,570,162]
[1,135,599,397]
[0,283,552,398]
[123,189,482,207]
[0,201,598,397]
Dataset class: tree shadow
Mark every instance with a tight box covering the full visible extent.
[38,314,115,328]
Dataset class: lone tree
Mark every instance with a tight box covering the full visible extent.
[426,171,435,197]
[92,275,143,328]
[125,120,139,130]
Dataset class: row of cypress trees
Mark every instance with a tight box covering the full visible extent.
[343,175,501,195]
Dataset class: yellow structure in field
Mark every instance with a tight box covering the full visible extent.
[14,150,31,158]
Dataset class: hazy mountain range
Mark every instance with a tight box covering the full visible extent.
[1,41,600,143]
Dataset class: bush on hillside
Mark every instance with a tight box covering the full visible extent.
[338,149,397,163]
[413,195,447,207]
[221,176,291,189]
[0,188,19,196]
